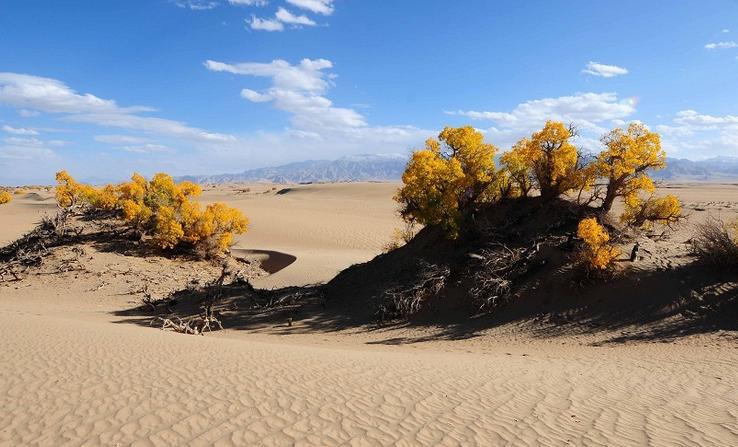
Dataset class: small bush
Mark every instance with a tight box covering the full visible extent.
[0,191,12,205]
[690,217,738,269]
[577,217,619,272]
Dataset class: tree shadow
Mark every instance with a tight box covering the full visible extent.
[110,258,737,346]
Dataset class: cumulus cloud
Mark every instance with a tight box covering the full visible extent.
[582,61,629,78]
[447,92,636,131]
[286,0,333,15]
[657,110,738,158]
[0,72,234,145]
[205,57,429,157]
[206,58,366,130]
[205,59,333,93]
[248,15,284,31]
[446,92,638,151]
[674,110,738,127]
[275,7,316,26]
[705,41,738,49]
[2,125,39,136]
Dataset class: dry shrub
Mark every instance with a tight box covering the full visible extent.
[382,223,417,253]
[690,217,738,269]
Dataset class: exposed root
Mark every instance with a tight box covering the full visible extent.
[0,208,77,282]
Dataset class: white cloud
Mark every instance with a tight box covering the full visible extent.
[248,15,284,31]
[206,57,430,159]
[582,61,629,78]
[65,113,235,143]
[0,72,151,114]
[723,29,731,33]
[0,136,56,160]
[2,125,39,136]
[705,41,738,49]
[657,110,738,158]
[674,110,738,127]
[205,58,332,93]
[228,0,268,5]
[448,92,636,131]
[447,92,638,151]
[174,0,218,10]
[286,0,333,15]
[207,58,366,130]
[0,72,235,146]
[275,7,316,26]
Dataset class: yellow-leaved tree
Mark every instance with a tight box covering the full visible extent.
[596,123,681,227]
[577,217,619,271]
[53,171,248,256]
[597,123,666,212]
[502,121,593,200]
[394,126,499,235]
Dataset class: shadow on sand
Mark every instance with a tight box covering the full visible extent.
[111,258,737,346]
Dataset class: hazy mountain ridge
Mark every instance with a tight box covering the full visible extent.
[178,154,409,184]
[178,154,738,184]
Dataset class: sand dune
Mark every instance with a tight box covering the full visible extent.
[1,182,737,446]
[203,183,404,288]
[1,309,735,446]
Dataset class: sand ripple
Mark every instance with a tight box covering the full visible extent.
[1,311,735,446]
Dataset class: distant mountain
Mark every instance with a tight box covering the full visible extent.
[178,153,409,184]
[655,156,738,181]
[179,154,738,185]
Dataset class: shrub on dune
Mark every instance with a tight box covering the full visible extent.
[577,217,620,272]
[0,190,12,205]
[52,171,248,257]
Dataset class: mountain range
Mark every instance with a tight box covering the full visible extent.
[178,154,738,184]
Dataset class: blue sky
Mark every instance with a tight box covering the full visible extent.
[1,0,737,184]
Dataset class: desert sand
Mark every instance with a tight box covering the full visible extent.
[1,183,736,446]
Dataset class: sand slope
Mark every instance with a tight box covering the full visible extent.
[1,309,735,446]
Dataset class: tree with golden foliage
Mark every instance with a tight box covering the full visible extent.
[499,139,534,197]
[53,171,248,256]
[502,121,592,200]
[394,126,500,234]
[55,170,92,208]
[596,123,666,212]
[577,217,620,271]
[621,194,682,229]
[0,190,12,205]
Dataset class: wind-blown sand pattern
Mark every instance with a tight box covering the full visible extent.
[1,183,737,446]
[2,310,735,446]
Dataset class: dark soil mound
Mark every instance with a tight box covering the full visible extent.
[324,197,584,321]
